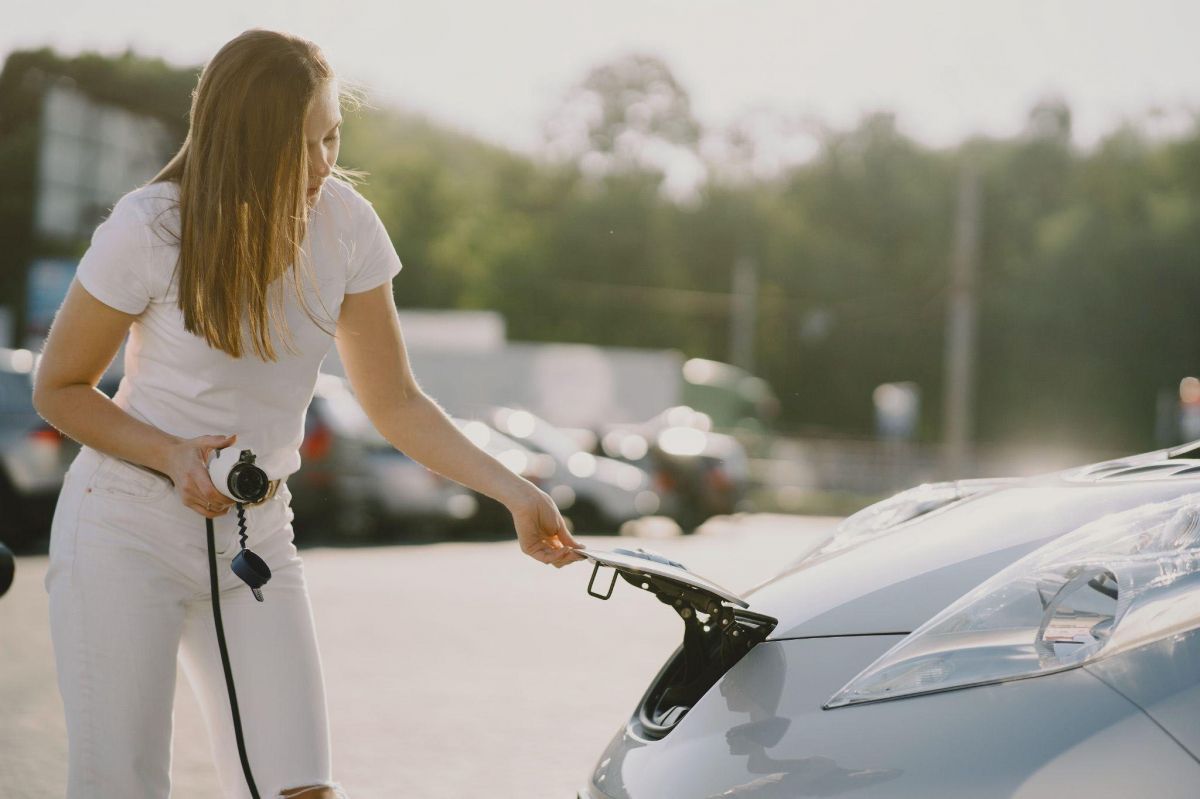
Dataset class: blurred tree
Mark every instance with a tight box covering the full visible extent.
[11,46,1200,452]
[541,52,703,201]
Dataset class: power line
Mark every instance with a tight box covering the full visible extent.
[547,273,953,322]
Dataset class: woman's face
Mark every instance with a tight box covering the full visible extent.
[304,81,342,208]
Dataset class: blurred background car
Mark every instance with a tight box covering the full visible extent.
[445,415,556,539]
[292,372,481,543]
[8,352,486,548]
[593,405,751,532]
[1,348,127,550]
[479,405,664,534]
[1,347,68,549]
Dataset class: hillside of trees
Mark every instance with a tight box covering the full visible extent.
[6,47,1200,452]
[338,56,1200,452]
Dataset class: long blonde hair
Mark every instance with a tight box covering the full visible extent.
[149,28,368,361]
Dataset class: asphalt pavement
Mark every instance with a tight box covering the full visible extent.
[0,513,837,798]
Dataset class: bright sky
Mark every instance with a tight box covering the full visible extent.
[7,0,1200,159]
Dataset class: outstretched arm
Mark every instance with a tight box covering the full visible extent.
[334,282,585,568]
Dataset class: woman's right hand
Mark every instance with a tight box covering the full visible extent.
[164,433,240,519]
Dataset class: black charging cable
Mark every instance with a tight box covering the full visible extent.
[207,504,261,799]
[204,447,274,798]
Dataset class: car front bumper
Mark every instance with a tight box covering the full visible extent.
[582,634,1200,799]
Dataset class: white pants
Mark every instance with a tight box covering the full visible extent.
[43,444,348,798]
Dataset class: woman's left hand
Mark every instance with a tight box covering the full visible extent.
[511,487,587,569]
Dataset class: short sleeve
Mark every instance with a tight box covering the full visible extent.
[345,196,403,294]
[75,197,154,315]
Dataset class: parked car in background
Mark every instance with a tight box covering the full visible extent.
[0,348,66,549]
[291,373,480,542]
[283,372,378,541]
[1,348,127,550]
[364,442,481,541]
[446,415,558,538]
[577,444,1200,798]
[594,405,750,532]
[480,406,662,533]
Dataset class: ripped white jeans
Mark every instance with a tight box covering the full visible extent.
[44,444,348,798]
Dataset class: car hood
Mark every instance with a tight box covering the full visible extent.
[745,477,1200,639]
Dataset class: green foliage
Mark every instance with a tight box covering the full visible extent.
[542,52,702,169]
[6,46,1200,451]
[343,84,1200,451]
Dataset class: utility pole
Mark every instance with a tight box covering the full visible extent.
[731,255,757,374]
[942,160,981,477]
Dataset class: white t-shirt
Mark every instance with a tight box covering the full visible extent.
[74,176,403,480]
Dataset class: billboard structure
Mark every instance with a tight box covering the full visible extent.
[21,79,175,348]
[34,80,174,242]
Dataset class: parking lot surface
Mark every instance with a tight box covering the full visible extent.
[0,513,836,798]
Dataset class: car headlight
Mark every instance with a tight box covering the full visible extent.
[826,492,1200,708]
[787,480,1011,572]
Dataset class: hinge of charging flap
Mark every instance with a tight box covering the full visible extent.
[662,591,777,646]
[585,561,738,644]
[585,560,778,642]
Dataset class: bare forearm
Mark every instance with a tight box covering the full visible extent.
[33,385,181,477]
[374,393,539,510]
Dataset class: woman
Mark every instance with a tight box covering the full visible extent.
[33,28,586,799]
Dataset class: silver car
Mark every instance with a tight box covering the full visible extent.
[577,442,1200,798]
